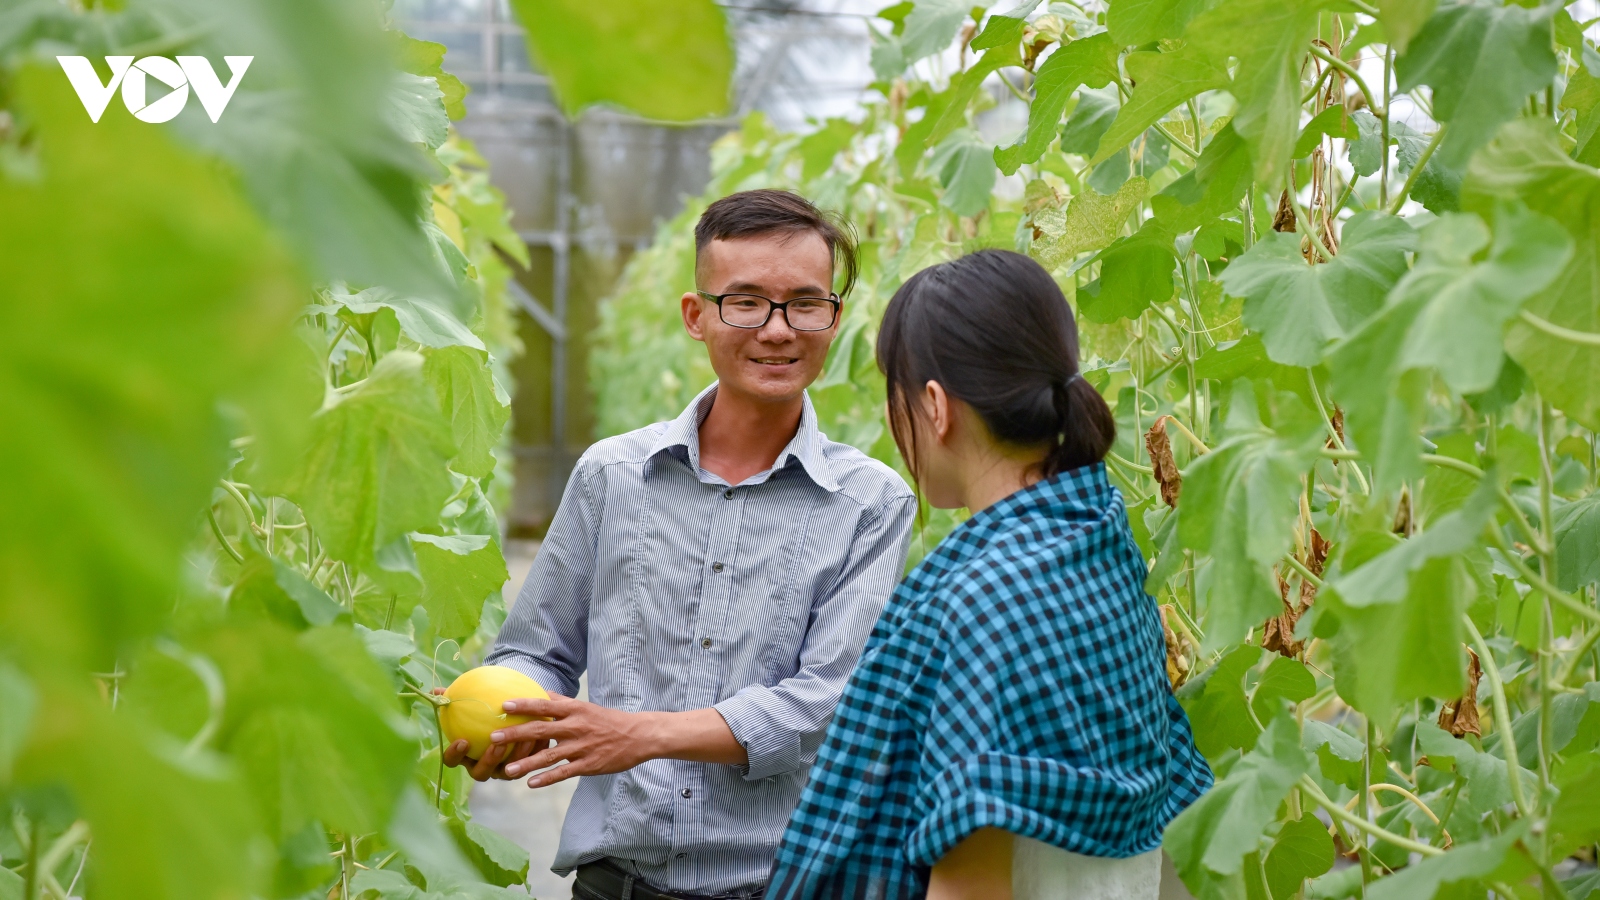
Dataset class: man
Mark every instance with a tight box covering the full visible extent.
[444,189,917,900]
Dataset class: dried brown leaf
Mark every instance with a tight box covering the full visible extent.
[1273,189,1297,232]
[1145,417,1182,508]
[1437,646,1483,738]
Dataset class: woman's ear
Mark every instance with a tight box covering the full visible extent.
[924,380,952,443]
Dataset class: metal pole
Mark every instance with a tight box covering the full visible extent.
[549,115,571,515]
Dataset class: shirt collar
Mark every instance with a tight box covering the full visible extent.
[648,382,839,492]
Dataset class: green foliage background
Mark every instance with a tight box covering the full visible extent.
[0,0,732,897]
[592,2,1600,897]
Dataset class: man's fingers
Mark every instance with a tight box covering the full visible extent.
[491,719,567,745]
[505,742,573,778]
[441,739,470,767]
[527,760,581,789]
[469,741,508,782]
[502,696,573,717]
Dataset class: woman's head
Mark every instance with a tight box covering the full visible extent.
[876,249,1115,502]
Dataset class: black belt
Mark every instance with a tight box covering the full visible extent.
[573,858,766,900]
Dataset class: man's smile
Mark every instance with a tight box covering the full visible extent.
[750,356,800,366]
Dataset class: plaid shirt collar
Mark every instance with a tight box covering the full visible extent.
[647,382,839,492]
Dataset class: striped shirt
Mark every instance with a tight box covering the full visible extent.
[486,383,916,894]
[768,463,1212,899]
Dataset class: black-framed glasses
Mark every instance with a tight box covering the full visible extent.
[695,290,841,331]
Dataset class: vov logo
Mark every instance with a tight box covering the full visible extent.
[57,56,253,124]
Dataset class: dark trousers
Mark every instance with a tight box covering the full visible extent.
[572,858,766,900]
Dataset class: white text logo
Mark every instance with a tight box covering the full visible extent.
[56,56,253,123]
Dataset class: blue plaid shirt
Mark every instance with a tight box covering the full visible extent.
[768,463,1212,899]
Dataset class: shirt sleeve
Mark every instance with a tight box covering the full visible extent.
[714,493,916,781]
[481,457,599,699]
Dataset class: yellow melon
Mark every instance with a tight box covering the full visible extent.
[439,665,551,759]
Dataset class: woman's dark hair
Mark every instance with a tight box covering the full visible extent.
[695,189,859,298]
[876,249,1115,482]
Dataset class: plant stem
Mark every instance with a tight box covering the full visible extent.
[1283,553,1324,588]
[1380,46,1392,208]
[1154,121,1201,159]
[1359,716,1377,892]
[997,68,1032,103]
[220,480,255,528]
[1388,124,1446,214]
[1164,415,1209,454]
[1108,450,1154,475]
[1288,187,1334,261]
[1484,528,1600,628]
[1299,776,1443,857]
[1308,371,1371,493]
[1519,309,1600,346]
[207,506,245,564]
[1309,44,1382,118]
[1560,626,1600,686]
[1463,615,1533,819]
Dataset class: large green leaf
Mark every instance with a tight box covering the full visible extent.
[0,67,302,671]
[1326,207,1570,491]
[1150,123,1254,233]
[1554,495,1600,592]
[450,818,532,887]
[411,534,509,641]
[931,128,998,217]
[1462,120,1600,429]
[207,625,414,838]
[229,552,346,629]
[900,0,972,66]
[424,346,511,478]
[1222,211,1415,366]
[1179,384,1323,650]
[508,0,732,121]
[1365,824,1528,900]
[279,351,457,572]
[0,659,35,783]
[1078,223,1178,323]
[1177,645,1265,759]
[1393,0,1558,170]
[1183,0,1325,185]
[1091,43,1229,166]
[1264,814,1335,900]
[994,33,1120,174]
[1107,0,1220,46]
[1165,715,1312,889]
[902,43,1023,173]
[1031,176,1150,270]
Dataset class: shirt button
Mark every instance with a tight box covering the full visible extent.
[724,489,734,499]
[712,561,724,573]
[680,788,692,798]
[701,637,712,649]
[676,852,688,860]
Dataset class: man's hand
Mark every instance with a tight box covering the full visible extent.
[434,687,546,782]
[490,696,747,788]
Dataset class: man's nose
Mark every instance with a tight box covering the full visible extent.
[756,307,798,342]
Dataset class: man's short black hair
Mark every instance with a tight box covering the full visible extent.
[694,189,859,298]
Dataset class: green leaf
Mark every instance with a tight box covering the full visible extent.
[508,0,732,121]
[1079,224,1177,323]
[1365,823,1527,900]
[799,118,858,181]
[1250,656,1316,724]
[901,0,972,66]
[994,33,1120,174]
[449,818,531,887]
[902,43,1022,173]
[1328,474,1497,609]
[387,72,449,151]
[1178,645,1265,758]
[1091,43,1230,166]
[1462,119,1600,430]
[326,284,484,351]
[0,659,35,783]
[1031,176,1150,270]
[1414,721,1536,817]
[1294,106,1359,159]
[387,788,480,891]
[1302,720,1369,790]
[1178,382,1323,650]
[1376,0,1437,53]
[971,1,1040,50]
[931,129,998,217]
[0,66,303,672]
[207,625,414,838]
[1551,750,1600,858]
[424,346,510,478]
[280,351,457,573]
[1554,495,1600,591]
[1059,87,1120,156]
[395,34,469,120]
[1327,207,1571,490]
[411,533,508,641]
[1165,715,1312,888]
[1347,109,1385,177]
[1264,814,1335,900]
[0,867,21,900]
[1393,0,1557,170]
[229,553,346,629]
[1151,123,1255,233]
[1108,0,1220,46]
[1183,0,1325,185]
[1221,211,1415,367]
[1561,67,1600,167]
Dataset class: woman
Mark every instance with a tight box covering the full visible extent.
[767,250,1211,900]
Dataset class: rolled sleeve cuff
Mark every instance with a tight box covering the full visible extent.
[485,654,574,699]
[714,688,803,780]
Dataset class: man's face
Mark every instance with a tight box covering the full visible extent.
[682,232,840,405]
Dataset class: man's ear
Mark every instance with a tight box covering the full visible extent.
[682,292,708,342]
